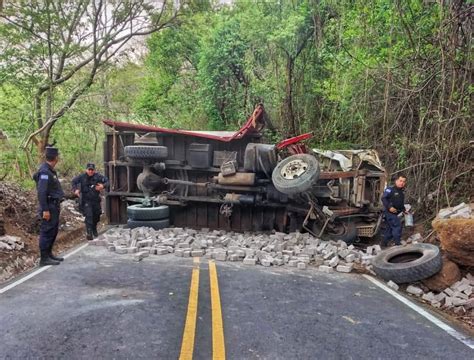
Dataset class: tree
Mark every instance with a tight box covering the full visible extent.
[0,0,182,161]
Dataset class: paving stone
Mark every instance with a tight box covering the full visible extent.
[156,248,169,255]
[319,265,334,273]
[115,247,128,254]
[127,247,138,254]
[261,259,272,267]
[422,292,435,302]
[133,251,149,262]
[214,252,227,261]
[288,260,298,267]
[191,250,205,257]
[336,264,353,273]
[406,285,424,296]
[444,288,455,296]
[297,262,307,270]
[452,297,468,306]
[243,257,257,265]
[387,281,399,291]
[328,256,339,268]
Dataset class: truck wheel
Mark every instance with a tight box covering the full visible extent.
[313,221,358,244]
[127,218,170,230]
[371,243,442,283]
[272,154,320,195]
[127,204,169,221]
[125,145,168,160]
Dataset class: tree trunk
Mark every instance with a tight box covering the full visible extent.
[283,56,296,137]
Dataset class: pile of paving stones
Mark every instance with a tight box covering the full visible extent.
[395,274,474,314]
[0,235,24,251]
[437,202,472,220]
[92,226,384,273]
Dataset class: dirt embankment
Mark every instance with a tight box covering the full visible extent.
[0,182,85,283]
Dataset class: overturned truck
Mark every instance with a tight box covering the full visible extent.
[103,105,387,243]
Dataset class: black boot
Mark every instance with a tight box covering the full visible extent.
[92,225,99,238]
[86,227,93,240]
[49,246,64,262]
[40,250,60,266]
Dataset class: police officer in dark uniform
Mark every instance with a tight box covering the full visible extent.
[72,163,109,240]
[33,146,65,266]
[381,174,407,247]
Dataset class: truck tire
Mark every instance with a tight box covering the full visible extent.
[127,204,169,221]
[371,243,442,283]
[127,218,170,230]
[125,145,168,160]
[272,154,320,195]
[313,221,358,244]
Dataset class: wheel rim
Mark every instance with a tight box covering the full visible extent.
[280,159,309,179]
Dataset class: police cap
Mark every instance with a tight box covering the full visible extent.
[45,146,59,157]
[86,163,96,170]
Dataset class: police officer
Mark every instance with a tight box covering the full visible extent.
[381,174,407,247]
[72,163,109,240]
[33,146,65,266]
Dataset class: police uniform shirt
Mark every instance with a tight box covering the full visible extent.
[382,186,405,214]
[34,162,65,212]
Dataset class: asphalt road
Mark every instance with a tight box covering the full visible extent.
[0,245,473,360]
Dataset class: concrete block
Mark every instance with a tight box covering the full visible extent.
[261,259,272,267]
[127,247,138,254]
[183,250,191,257]
[273,258,284,266]
[156,248,169,255]
[345,254,356,263]
[453,291,469,300]
[433,293,446,303]
[107,245,116,252]
[133,251,149,262]
[444,288,455,297]
[297,262,307,270]
[387,281,399,291]
[422,292,435,302]
[452,297,467,306]
[288,260,298,267]
[406,285,424,296]
[191,250,205,257]
[366,246,374,255]
[214,252,227,261]
[464,298,474,309]
[174,249,184,257]
[336,264,353,273]
[115,247,128,255]
[243,257,257,265]
[444,297,453,307]
[372,245,382,254]
[229,254,240,261]
[319,265,334,273]
[328,256,339,268]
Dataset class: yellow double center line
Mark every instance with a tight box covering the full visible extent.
[179,258,226,360]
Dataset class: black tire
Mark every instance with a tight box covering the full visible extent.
[272,154,320,195]
[127,204,169,221]
[124,145,168,160]
[313,221,358,244]
[371,243,442,284]
[127,218,170,230]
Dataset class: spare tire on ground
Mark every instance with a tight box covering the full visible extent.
[127,204,169,221]
[127,218,170,230]
[124,145,168,160]
[371,243,442,284]
[271,154,320,195]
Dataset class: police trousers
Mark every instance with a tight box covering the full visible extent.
[39,203,60,251]
[83,201,101,230]
[383,211,402,245]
